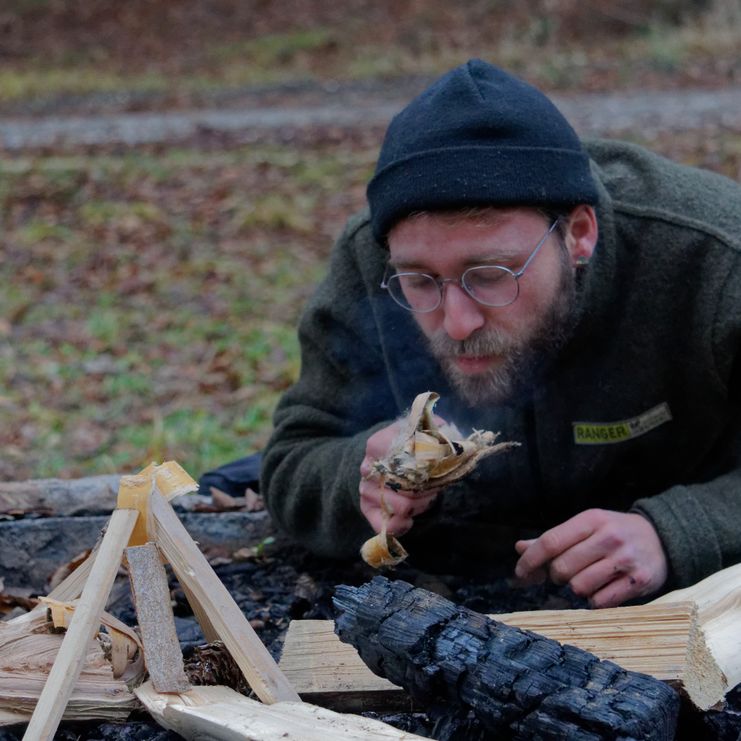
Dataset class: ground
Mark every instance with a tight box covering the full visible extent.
[1,0,740,483]
[1,1,741,738]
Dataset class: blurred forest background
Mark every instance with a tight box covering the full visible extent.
[0,0,739,481]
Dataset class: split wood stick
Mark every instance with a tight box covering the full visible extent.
[149,487,299,704]
[178,580,220,644]
[135,681,427,740]
[125,543,191,693]
[279,599,724,711]
[45,545,97,603]
[21,508,138,741]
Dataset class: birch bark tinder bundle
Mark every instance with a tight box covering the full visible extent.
[333,577,680,741]
[361,391,517,567]
[371,391,515,489]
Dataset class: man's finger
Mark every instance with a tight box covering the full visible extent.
[563,556,625,598]
[514,516,596,579]
[546,535,609,585]
[589,573,640,609]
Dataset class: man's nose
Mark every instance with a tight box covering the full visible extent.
[441,282,486,341]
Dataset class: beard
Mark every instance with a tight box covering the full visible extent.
[426,255,578,406]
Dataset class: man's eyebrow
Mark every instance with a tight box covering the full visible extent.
[389,259,429,271]
[391,249,521,271]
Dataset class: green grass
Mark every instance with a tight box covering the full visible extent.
[0,144,373,480]
[1,128,738,482]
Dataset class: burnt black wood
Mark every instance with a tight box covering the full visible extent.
[333,576,679,741]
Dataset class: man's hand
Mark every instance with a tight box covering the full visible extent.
[514,509,668,608]
[359,422,439,536]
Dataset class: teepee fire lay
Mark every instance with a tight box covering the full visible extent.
[9,462,426,741]
[6,459,741,739]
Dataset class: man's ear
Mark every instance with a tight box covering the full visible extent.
[564,205,598,267]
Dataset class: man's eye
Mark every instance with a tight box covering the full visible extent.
[400,274,435,291]
[467,268,507,287]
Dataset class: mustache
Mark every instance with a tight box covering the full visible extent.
[427,327,519,358]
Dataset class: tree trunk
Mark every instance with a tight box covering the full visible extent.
[333,576,680,741]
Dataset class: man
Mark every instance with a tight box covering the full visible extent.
[260,59,741,607]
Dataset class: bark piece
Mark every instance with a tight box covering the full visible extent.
[333,576,679,741]
[361,391,517,569]
[371,391,518,491]
[125,543,191,693]
[135,681,428,740]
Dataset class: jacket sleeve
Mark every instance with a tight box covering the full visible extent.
[633,253,741,588]
[632,442,741,588]
[260,214,399,558]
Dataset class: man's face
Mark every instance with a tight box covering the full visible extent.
[387,208,579,405]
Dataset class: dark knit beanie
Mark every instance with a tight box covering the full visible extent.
[367,59,598,241]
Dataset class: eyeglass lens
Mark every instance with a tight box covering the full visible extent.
[387,266,519,312]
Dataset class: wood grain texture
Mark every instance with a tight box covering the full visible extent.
[21,508,138,741]
[135,681,427,740]
[150,486,299,704]
[280,600,723,711]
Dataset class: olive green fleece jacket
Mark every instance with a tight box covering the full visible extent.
[261,138,741,588]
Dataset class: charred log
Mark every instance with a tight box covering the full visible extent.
[333,576,679,741]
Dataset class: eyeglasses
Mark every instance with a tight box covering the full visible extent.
[381,219,561,313]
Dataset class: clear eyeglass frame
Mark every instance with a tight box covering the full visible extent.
[381,218,561,313]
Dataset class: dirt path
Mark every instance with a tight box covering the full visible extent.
[2,86,740,150]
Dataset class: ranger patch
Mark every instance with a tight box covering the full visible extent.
[573,403,672,445]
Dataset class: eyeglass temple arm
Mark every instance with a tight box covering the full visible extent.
[514,219,561,278]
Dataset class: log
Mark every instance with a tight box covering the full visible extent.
[279,599,720,711]
[332,576,679,741]
[0,510,274,591]
[0,474,213,517]
[135,681,428,740]
[281,561,741,713]
[0,476,121,517]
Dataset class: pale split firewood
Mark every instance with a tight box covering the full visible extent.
[652,561,741,692]
[125,543,191,693]
[149,485,300,704]
[39,459,215,603]
[45,540,99,604]
[135,681,427,740]
[279,587,729,712]
[178,580,221,644]
[21,507,139,741]
[0,607,142,725]
[37,596,144,681]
